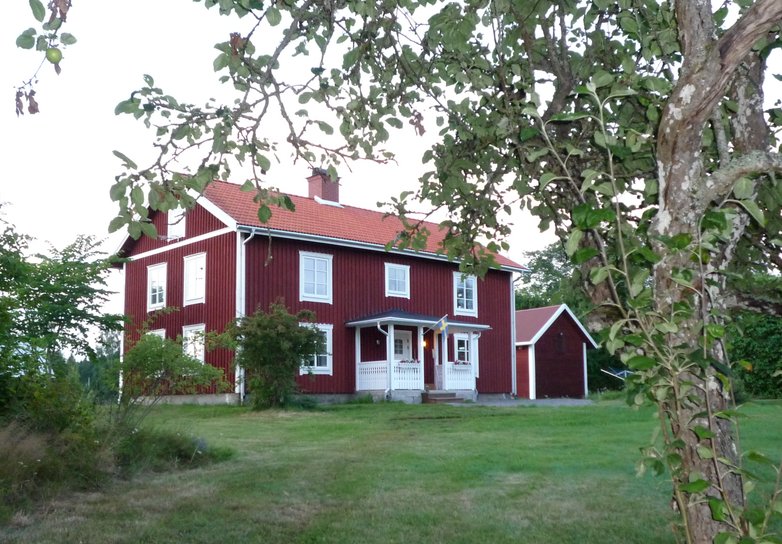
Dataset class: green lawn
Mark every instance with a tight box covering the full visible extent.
[2,400,781,544]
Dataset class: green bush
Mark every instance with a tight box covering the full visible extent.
[114,426,233,477]
[229,302,325,409]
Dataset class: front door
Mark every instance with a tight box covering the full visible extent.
[393,330,412,361]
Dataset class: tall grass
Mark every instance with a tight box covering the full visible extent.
[1,400,780,544]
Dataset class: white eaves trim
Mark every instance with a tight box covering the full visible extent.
[515,304,598,348]
[238,226,526,274]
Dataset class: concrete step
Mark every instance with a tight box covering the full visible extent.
[421,391,464,404]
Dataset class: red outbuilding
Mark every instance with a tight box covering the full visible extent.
[118,170,526,403]
[514,304,597,399]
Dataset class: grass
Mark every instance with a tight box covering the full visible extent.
[1,400,780,544]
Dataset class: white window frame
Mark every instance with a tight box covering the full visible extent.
[147,263,167,312]
[384,263,410,299]
[454,333,480,377]
[149,328,166,339]
[300,323,333,376]
[299,251,333,304]
[453,272,478,317]
[182,323,206,363]
[183,252,206,306]
[168,209,186,241]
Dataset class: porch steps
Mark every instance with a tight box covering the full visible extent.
[422,391,464,404]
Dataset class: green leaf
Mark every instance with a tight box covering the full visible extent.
[240,180,255,192]
[29,0,45,22]
[266,6,282,26]
[257,204,272,223]
[548,111,592,122]
[214,53,230,71]
[738,199,765,226]
[572,247,599,264]
[709,498,726,522]
[565,229,584,257]
[627,356,655,370]
[591,70,614,89]
[140,222,157,239]
[60,32,77,45]
[539,172,558,189]
[590,266,609,285]
[16,29,36,50]
[316,120,334,135]
[256,153,271,171]
[733,177,753,199]
[143,74,155,87]
[112,150,138,170]
[696,445,714,459]
[680,479,709,494]
[693,425,716,440]
[108,216,126,233]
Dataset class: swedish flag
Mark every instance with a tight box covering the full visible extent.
[434,315,448,337]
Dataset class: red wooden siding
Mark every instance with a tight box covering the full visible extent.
[124,203,228,255]
[533,313,585,398]
[244,237,514,394]
[123,231,237,391]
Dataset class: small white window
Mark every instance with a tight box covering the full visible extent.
[147,263,167,312]
[300,323,333,375]
[168,209,186,240]
[454,333,480,376]
[299,251,333,304]
[385,263,410,298]
[184,253,206,305]
[149,329,166,339]
[182,324,206,363]
[453,272,478,317]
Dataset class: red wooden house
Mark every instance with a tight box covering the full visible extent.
[514,304,597,399]
[118,171,526,403]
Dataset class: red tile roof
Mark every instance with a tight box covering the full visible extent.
[203,180,525,270]
[515,304,598,347]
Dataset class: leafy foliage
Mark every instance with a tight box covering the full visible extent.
[228,302,325,410]
[729,312,782,399]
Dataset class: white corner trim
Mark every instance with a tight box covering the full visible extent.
[529,345,536,400]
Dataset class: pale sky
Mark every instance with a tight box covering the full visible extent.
[2,1,553,314]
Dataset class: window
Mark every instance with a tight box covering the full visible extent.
[300,323,333,375]
[168,209,186,240]
[385,263,410,298]
[455,334,471,363]
[149,329,166,339]
[182,324,206,363]
[184,253,206,305]
[453,272,477,317]
[299,251,333,304]
[147,263,167,312]
[454,333,480,376]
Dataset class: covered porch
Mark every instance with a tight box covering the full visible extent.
[346,310,490,400]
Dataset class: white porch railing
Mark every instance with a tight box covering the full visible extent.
[435,362,475,391]
[357,360,424,391]
[357,360,387,391]
[391,361,424,390]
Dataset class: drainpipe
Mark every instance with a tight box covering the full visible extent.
[236,230,257,404]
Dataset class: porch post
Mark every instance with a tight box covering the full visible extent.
[417,325,425,390]
[387,324,395,391]
[354,328,361,392]
[442,330,449,390]
[469,331,475,382]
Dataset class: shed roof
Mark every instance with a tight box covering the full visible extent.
[515,304,597,348]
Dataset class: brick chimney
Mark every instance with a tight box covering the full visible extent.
[307,168,339,203]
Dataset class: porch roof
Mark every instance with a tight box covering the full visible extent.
[345,309,491,332]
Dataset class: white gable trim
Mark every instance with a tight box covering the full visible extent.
[193,191,238,230]
[515,304,598,348]
[124,227,234,262]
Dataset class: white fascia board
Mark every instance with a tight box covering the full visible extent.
[238,226,525,273]
[124,227,234,262]
[525,304,598,348]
